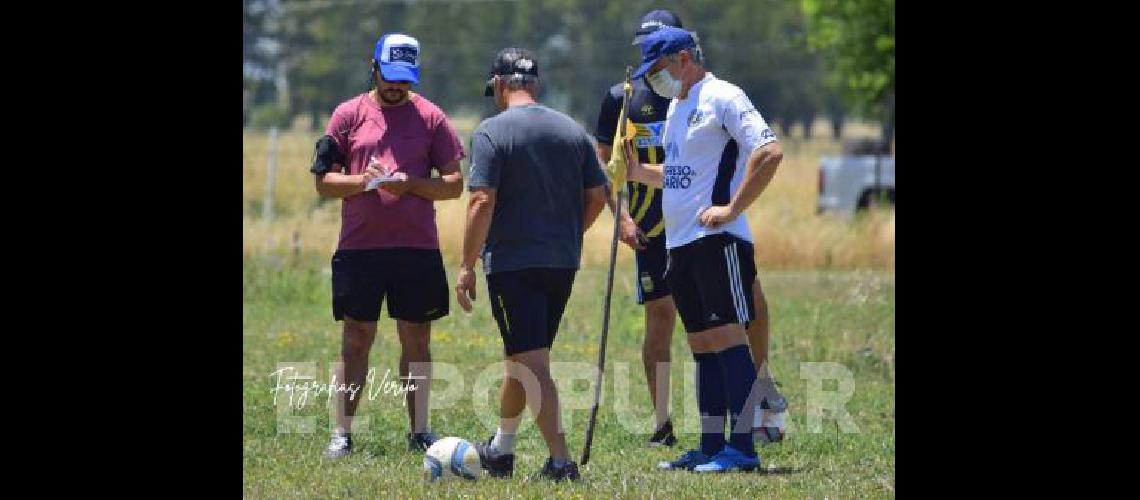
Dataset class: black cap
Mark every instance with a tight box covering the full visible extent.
[632,9,683,45]
[483,48,539,97]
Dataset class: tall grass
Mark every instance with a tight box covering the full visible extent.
[242,118,893,269]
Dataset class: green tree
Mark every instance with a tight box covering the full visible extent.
[801,0,894,141]
[667,0,831,137]
[244,0,853,137]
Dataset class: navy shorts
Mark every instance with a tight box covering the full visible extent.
[665,234,757,333]
[635,233,671,304]
[486,268,577,356]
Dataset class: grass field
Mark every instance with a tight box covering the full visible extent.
[242,254,895,498]
[243,114,894,497]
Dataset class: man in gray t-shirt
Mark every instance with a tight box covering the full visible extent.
[467,100,607,273]
[456,47,608,482]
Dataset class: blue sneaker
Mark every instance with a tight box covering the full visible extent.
[656,449,711,471]
[692,445,761,473]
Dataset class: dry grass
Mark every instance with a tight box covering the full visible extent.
[242,117,893,269]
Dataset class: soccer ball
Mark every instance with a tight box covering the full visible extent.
[423,437,481,481]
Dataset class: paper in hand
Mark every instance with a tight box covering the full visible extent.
[363,155,407,191]
[365,172,408,191]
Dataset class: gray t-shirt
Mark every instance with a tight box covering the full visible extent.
[468,104,608,275]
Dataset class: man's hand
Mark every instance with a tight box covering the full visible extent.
[378,172,411,197]
[455,265,477,312]
[621,137,639,182]
[698,205,737,229]
[620,216,647,250]
[360,163,382,191]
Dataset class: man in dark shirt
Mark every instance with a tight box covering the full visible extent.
[456,47,608,482]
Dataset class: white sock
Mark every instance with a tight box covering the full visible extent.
[490,427,516,454]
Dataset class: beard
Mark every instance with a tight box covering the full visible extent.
[379,88,407,105]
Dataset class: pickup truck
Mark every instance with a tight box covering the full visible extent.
[817,139,895,214]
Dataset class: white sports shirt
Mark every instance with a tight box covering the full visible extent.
[660,72,778,250]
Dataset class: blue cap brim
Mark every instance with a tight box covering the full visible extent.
[379,64,419,84]
[631,57,659,80]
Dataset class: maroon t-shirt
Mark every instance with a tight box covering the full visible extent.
[325,93,465,250]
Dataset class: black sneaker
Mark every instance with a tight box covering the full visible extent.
[656,449,711,471]
[648,419,677,447]
[323,432,352,459]
[755,425,785,444]
[474,437,515,478]
[407,431,439,452]
[758,378,788,413]
[538,457,581,482]
[755,379,788,444]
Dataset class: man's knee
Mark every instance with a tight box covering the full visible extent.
[644,296,676,345]
[507,349,551,378]
[400,336,431,358]
[397,321,432,356]
[645,295,676,319]
[644,329,672,359]
[342,319,377,356]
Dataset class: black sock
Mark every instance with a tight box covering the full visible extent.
[694,351,726,456]
[717,344,758,458]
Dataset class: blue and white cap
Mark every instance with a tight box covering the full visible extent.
[374,33,420,84]
[632,9,683,45]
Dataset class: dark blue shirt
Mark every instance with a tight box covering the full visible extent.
[595,78,670,239]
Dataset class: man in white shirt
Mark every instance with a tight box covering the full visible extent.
[623,26,785,473]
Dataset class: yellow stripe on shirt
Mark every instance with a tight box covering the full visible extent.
[627,183,642,218]
[634,186,655,223]
[645,218,666,238]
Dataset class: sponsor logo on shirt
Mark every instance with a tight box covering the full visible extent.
[664,164,694,190]
[687,108,706,128]
[634,122,665,149]
[760,128,776,140]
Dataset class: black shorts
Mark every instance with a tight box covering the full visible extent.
[635,233,670,304]
[665,233,757,333]
[330,248,449,323]
[486,268,577,356]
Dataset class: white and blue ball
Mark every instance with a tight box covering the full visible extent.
[423,436,481,481]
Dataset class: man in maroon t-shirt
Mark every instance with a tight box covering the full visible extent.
[310,33,465,458]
